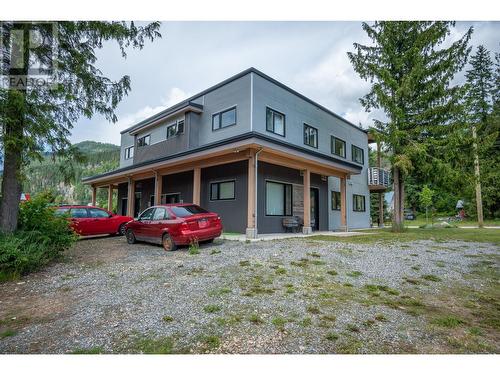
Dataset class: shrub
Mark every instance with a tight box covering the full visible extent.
[0,192,76,280]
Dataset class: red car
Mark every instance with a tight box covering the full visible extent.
[55,205,133,236]
[124,204,223,251]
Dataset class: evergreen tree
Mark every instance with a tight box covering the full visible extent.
[0,22,161,232]
[348,21,472,231]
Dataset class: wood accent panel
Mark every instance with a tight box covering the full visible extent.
[303,169,311,228]
[340,176,347,231]
[127,178,135,218]
[91,186,97,206]
[247,150,256,229]
[154,171,162,205]
[107,185,113,211]
[193,167,201,205]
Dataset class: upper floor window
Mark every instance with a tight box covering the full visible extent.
[331,191,341,211]
[210,180,235,200]
[266,107,285,136]
[137,134,151,147]
[353,194,366,212]
[166,119,185,139]
[212,107,236,131]
[331,136,346,158]
[303,124,318,148]
[124,146,134,159]
[352,145,364,164]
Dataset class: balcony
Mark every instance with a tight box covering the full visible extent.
[368,167,390,191]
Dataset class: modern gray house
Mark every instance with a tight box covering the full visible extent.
[84,68,387,238]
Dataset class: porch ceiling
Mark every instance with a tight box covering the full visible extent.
[85,135,361,188]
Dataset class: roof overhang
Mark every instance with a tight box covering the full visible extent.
[125,103,203,136]
[83,132,363,187]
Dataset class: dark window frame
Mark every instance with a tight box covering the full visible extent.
[265,107,286,137]
[166,120,185,139]
[353,194,366,212]
[331,191,341,211]
[124,145,134,159]
[137,134,151,147]
[209,180,236,201]
[351,145,364,164]
[303,123,319,148]
[265,180,293,217]
[212,106,237,131]
[331,136,346,158]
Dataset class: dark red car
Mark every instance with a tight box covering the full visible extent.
[55,205,133,236]
[124,204,223,251]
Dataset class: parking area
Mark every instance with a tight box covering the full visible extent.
[0,234,498,354]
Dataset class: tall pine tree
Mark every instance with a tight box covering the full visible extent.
[348,22,472,231]
[0,22,161,233]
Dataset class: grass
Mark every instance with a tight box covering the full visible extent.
[327,269,338,276]
[203,304,222,313]
[71,346,105,354]
[0,329,17,339]
[188,240,200,255]
[422,274,442,282]
[201,335,221,350]
[210,249,221,255]
[271,316,287,331]
[248,314,264,324]
[347,271,363,277]
[309,228,500,244]
[133,337,175,354]
[325,332,339,341]
[306,305,321,314]
[431,316,466,328]
[162,315,174,323]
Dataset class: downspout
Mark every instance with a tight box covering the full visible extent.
[254,148,264,237]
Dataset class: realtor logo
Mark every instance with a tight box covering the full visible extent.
[0,21,58,89]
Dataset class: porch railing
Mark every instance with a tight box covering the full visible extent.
[368,167,390,189]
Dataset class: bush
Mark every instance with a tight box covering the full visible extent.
[0,192,77,280]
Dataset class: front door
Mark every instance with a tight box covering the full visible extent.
[121,198,128,216]
[310,188,319,231]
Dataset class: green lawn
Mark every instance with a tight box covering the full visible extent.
[310,228,500,244]
[400,217,500,228]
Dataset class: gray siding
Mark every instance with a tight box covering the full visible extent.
[120,133,135,168]
[162,171,194,203]
[257,161,328,234]
[200,161,248,234]
[252,73,368,163]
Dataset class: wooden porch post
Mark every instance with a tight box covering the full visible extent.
[340,176,347,232]
[246,150,257,238]
[107,185,113,212]
[154,172,162,205]
[193,167,201,205]
[303,169,312,234]
[127,178,135,218]
[91,185,97,206]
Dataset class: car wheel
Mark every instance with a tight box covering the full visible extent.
[118,223,126,236]
[126,229,136,244]
[162,233,177,251]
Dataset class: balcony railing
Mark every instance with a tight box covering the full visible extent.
[368,167,390,191]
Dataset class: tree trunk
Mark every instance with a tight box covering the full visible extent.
[0,22,28,233]
[472,125,484,228]
[392,166,405,232]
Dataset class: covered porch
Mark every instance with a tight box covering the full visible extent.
[84,140,360,238]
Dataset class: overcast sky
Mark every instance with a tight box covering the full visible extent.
[71,21,500,145]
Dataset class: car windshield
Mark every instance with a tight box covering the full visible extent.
[170,205,208,218]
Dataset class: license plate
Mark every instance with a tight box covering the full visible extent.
[198,219,208,228]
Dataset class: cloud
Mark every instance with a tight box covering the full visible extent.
[73,87,191,145]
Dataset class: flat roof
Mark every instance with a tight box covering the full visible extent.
[121,67,368,135]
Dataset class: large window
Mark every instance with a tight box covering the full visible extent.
[265,181,292,216]
[210,180,235,201]
[266,107,285,136]
[352,145,364,164]
[353,194,366,212]
[212,107,236,131]
[304,124,318,148]
[125,146,134,159]
[137,134,151,147]
[331,136,346,158]
[166,120,184,139]
[331,191,341,211]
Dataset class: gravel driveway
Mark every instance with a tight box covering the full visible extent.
[0,235,498,354]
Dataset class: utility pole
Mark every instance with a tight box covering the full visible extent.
[472,124,484,227]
